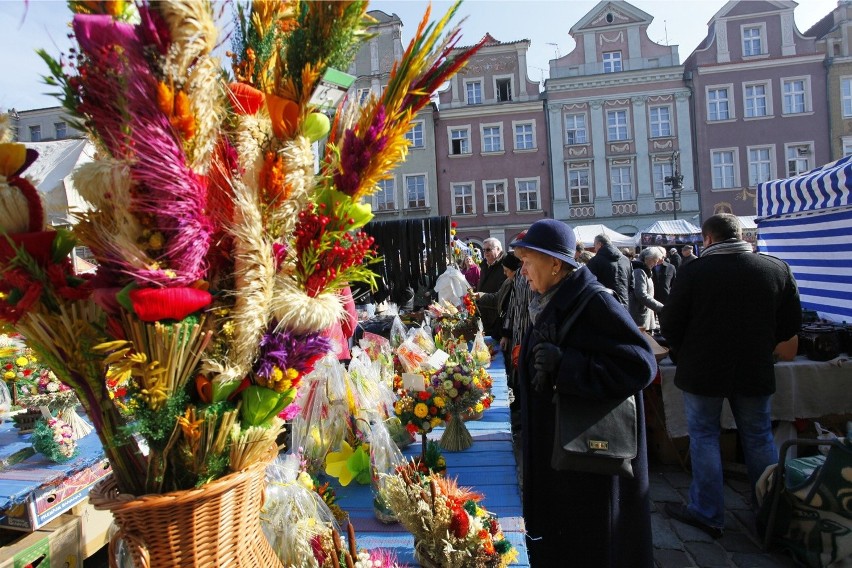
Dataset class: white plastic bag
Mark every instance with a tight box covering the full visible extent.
[435,266,471,306]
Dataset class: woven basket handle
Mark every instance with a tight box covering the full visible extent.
[109,528,150,568]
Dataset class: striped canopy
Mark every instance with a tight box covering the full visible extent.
[757,157,852,322]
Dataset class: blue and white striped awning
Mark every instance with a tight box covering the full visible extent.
[757,206,852,322]
[757,155,852,217]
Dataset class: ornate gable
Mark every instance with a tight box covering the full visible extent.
[570,1,653,34]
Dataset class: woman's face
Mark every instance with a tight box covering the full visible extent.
[517,248,560,293]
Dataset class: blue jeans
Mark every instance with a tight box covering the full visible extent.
[682,392,777,528]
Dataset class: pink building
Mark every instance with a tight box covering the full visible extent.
[435,34,550,248]
[684,0,829,218]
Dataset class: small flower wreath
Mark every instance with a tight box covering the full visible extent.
[32,417,78,462]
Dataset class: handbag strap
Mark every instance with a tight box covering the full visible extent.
[557,282,611,344]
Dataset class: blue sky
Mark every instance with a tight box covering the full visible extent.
[1,0,837,112]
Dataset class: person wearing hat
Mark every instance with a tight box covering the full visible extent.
[511,219,656,567]
[476,251,523,371]
[668,246,682,269]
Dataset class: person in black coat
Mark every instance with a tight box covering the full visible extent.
[511,220,657,567]
[668,247,682,269]
[586,233,632,306]
[660,214,801,538]
[476,238,507,339]
[652,258,677,303]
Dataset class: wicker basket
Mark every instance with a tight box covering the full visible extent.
[90,448,282,568]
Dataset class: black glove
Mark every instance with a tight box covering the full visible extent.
[531,341,562,392]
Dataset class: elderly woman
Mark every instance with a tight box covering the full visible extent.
[512,219,656,567]
[630,246,665,331]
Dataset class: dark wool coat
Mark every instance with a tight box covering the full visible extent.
[518,266,656,567]
[652,260,677,303]
[586,243,632,306]
[660,251,802,398]
[477,254,506,337]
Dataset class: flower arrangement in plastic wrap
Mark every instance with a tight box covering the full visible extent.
[383,462,518,568]
[31,416,78,463]
[0,0,484,498]
[425,340,491,451]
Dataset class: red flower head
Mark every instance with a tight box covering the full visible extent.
[450,507,469,538]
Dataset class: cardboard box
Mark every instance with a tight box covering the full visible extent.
[0,458,112,531]
[69,499,114,559]
[0,514,81,568]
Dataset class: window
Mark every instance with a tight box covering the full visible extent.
[374,179,396,211]
[711,150,736,189]
[783,79,807,114]
[743,26,762,56]
[29,125,41,142]
[516,179,539,211]
[405,174,427,208]
[649,106,671,138]
[466,80,482,105]
[405,122,424,148]
[356,88,371,105]
[496,78,512,102]
[843,136,852,157]
[607,110,629,141]
[653,162,674,198]
[610,165,633,201]
[568,168,591,205]
[748,147,772,185]
[514,122,535,150]
[786,145,811,177]
[603,51,622,73]
[54,121,67,139]
[483,181,507,213]
[707,87,731,121]
[481,125,503,153]
[452,183,474,215]
[744,83,768,117]
[564,113,587,145]
[842,78,852,118]
[450,128,470,155]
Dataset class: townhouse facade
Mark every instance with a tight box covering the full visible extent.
[9,106,83,143]
[808,0,852,161]
[684,0,829,218]
[435,34,549,247]
[350,10,441,221]
[546,1,699,235]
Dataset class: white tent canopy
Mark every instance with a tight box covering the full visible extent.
[572,224,635,249]
[634,219,701,247]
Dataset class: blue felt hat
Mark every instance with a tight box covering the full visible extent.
[510,219,579,268]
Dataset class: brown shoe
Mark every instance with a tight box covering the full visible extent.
[664,503,723,539]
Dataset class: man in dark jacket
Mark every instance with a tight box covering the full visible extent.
[660,214,801,539]
[668,247,682,269]
[586,233,631,306]
[652,257,677,303]
[476,237,506,339]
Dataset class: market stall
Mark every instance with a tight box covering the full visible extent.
[572,223,635,249]
[658,356,852,439]
[757,155,852,323]
[635,219,702,250]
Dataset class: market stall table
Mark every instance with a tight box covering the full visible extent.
[659,356,852,438]
[0,417,110,532]
[331,355,530,566]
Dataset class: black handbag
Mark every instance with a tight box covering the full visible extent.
[549,284,638,477]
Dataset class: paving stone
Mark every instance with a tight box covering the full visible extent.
[731,509,759,536]
[717,531,761,554]
[726,478,752,495]
[670,519,716,543]
[654,548,696,567]
[663,470,693,489]
[650,477,683,502]
[723,485,751,510]
[684,542,730,567]
[651,512,684,550]
[731,552,798,568]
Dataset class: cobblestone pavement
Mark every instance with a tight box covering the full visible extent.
[650,459,799,568]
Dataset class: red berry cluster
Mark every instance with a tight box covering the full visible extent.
[293,205,375,297]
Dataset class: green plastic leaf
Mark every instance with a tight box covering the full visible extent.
[347,445,372,485]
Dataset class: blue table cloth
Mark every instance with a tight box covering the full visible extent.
[332,355,530,566]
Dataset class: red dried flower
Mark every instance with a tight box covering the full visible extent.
[450,507,469,538]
